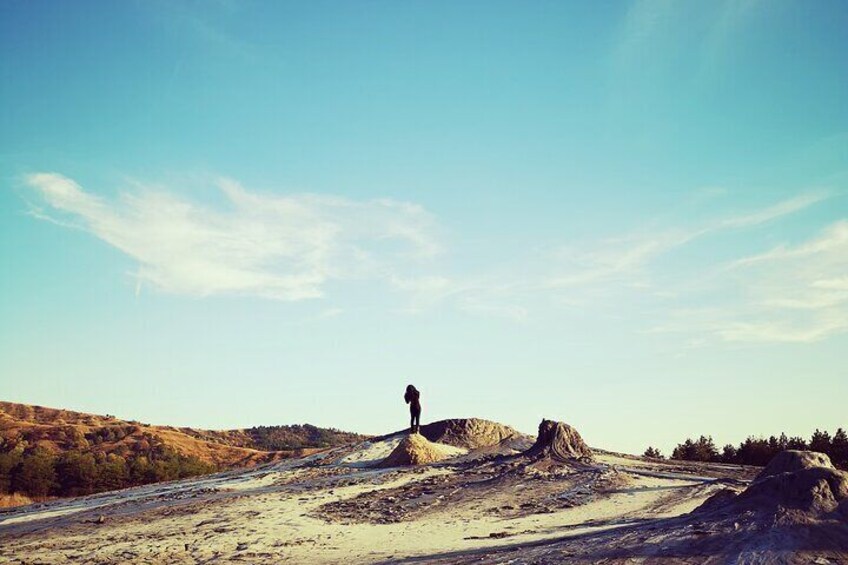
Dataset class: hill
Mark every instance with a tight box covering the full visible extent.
[0,401,365,463]
[0,401,366,505]
[176,423,365,452]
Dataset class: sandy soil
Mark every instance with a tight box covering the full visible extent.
[0,435,843,564]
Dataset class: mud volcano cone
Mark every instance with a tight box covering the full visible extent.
[755,450,836,480]
[698,450,848,520]
[378,433,459,467]
[524,419,592,462]
[418,418,522,449]
[742,450,848,515]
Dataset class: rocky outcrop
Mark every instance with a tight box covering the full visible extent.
[523,419,593,462]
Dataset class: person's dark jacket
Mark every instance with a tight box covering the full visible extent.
[404,387,420,410]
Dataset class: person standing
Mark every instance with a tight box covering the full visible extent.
[404,384,421,433]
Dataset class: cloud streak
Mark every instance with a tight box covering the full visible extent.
[716,220,848,342]
[544,191,830,291]
[24,172,845,344]
[25,173,440,301]
[644,219,848,343]
[466,190,843,343]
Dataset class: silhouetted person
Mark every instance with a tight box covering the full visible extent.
[404,384,421,433]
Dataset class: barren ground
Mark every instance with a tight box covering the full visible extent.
[1,434,845,565]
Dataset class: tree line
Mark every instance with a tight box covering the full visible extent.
[0,444,216,500]
[245,424,364,451]
[644,427,848,469]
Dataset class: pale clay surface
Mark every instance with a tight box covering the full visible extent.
[0,435,736,564]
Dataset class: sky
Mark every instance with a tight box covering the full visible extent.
[1,0,846,455]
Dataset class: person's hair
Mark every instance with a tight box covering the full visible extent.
[406,384,417,394]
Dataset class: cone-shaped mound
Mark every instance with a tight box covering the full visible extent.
[740,451,848,515]
[418,418,526,449]
[698,451,848,519]
[377,433,465,467]
[523,419,592,462]
[755,450,835,481]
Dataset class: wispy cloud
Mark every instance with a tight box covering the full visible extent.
[647,219,848,343]
[23,172,845,344]
[461,190,842,342]
[146,0,259,63]
[696,0,761,75]
[25,173,440,301]
[544,191,830,291]
[610,0,763,99]
[613,0,677,68]
[715,220,848,342]
[614,0,761,72]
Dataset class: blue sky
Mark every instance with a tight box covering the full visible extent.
[1,1,846,454]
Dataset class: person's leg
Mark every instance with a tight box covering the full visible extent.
[410,411,415,433]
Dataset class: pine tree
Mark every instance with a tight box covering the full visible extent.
[693,436,719,462]
[786,436,807,450]
[643,446,663,459]
[809,429,832,454]
[831,428,848,468]
[671,438,695,460]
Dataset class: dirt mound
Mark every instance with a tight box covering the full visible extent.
[377,433,464,467]
[416,419,526,449]
[523,419,592,462]
[698,451,848,518]
[756,449,835,480]
[740,452,848,515]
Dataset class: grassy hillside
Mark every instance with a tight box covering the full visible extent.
[176,424,365,452]
[0,401,366,505]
